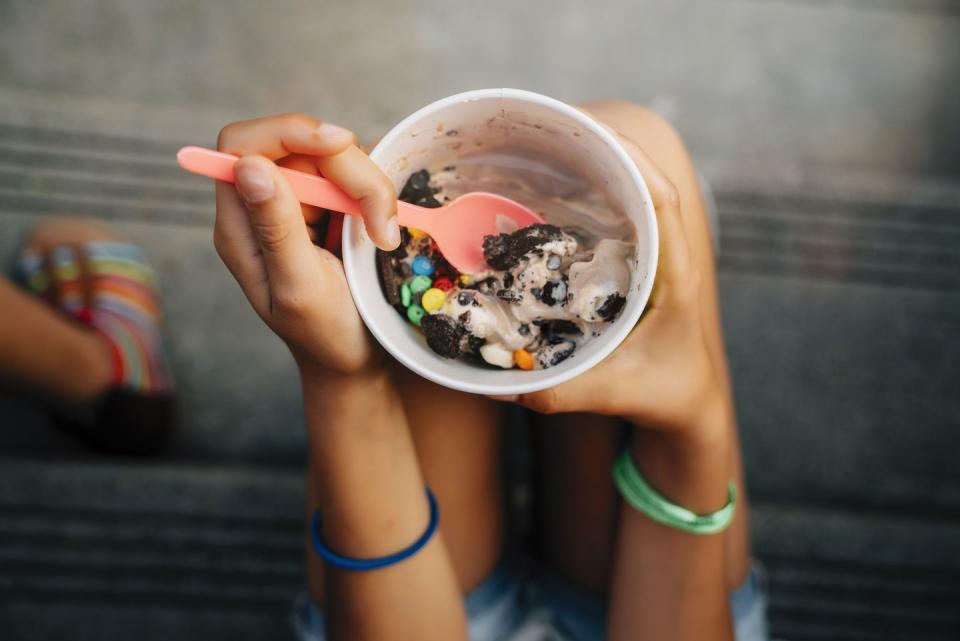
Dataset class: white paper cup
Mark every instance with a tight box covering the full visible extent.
[343,88,658,395]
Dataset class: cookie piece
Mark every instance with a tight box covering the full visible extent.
[376,249,405,310]
[399,169,442,208]
[420,313,469,358]
[539,277,568,306]
[536,319,582,341]
[482,224,565,271]
[537,339,576,368]
[596,293,626,321]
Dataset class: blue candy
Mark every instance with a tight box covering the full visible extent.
[412,255,435,276]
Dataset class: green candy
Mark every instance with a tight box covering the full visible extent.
[400,282,412,307]
[410,275,432,294]
[407,304,425,326]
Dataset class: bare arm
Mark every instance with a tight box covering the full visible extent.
[609,406,732,641]
[503,128,734,639]
[212,113,467,641]
[303,368,466,641]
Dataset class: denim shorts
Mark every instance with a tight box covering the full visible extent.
[292,562,770,641]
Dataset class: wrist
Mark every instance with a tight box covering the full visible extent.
[627,397,732,514]
[625,375,731,437]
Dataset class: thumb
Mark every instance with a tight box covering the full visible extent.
[489,367,612,416]
[234,155,320,305]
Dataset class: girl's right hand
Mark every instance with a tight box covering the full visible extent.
[213,113,402,376]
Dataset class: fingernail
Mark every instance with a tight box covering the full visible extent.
[488,394,518,403]
[318,122,355,148]
[235,163,275,204]
[384,216,401,249]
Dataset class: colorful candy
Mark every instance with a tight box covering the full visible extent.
[412,255,435,276]
[421,288,446,312]
[408,227,428,240]
[514,349,534,371]
[407,304,425,325]
[410,275,432,294]
[432,276,454,292]
[400,282,412,307]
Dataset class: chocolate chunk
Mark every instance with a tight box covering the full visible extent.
[502,272,514,288]
[420,313,468,358]
[597,293,626,321]
[482,224,564,270]
[518,323,530,336]
[457,291,475,306]
[399,169,442,208]
[536,319,582,340]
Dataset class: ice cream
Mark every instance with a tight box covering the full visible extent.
[376,153,636,370]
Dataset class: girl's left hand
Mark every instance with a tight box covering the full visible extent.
[494,130,723,433]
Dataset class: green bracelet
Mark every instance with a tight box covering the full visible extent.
[612,450,736,535]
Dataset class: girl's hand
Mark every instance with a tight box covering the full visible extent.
[497,129,722,433]
[213,114,401,376]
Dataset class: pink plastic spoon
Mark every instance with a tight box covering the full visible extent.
[176,146,545,273]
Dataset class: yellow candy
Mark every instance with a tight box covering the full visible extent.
[458,274,471,285]
[408,227,427,240]
[421,287,446,312]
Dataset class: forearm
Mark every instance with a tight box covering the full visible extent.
[301,366,467,641]
[607,397,733,641]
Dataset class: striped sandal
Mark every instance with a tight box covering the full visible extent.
[17,240,177,455]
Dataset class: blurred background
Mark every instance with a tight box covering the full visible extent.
[0,1,958,639]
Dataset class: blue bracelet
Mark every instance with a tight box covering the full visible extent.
[310,487,439,571]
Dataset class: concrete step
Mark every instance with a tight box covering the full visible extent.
[2,459,959,641]
[0,459,302,641]
[1,0,959,179]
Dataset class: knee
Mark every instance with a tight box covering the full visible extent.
[580,100,688,161]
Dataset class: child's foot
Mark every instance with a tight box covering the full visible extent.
[16,217,176,455]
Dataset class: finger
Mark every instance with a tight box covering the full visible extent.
[277,154,324,223]
[217,113,355,160]
[314,145,400,251]
[215,180,271,313]
[604,126,694,289]
[233,154,322,306]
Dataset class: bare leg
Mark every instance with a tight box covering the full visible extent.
[535,102,751,592]
[306,364,504,603]
[0,218,119,401]
[534,414,624,593]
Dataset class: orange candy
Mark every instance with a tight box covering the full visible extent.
[514,349,534,371]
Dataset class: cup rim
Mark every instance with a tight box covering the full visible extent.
[343,88,659,395]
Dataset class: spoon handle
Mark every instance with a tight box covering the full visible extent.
[177,146,364,215]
